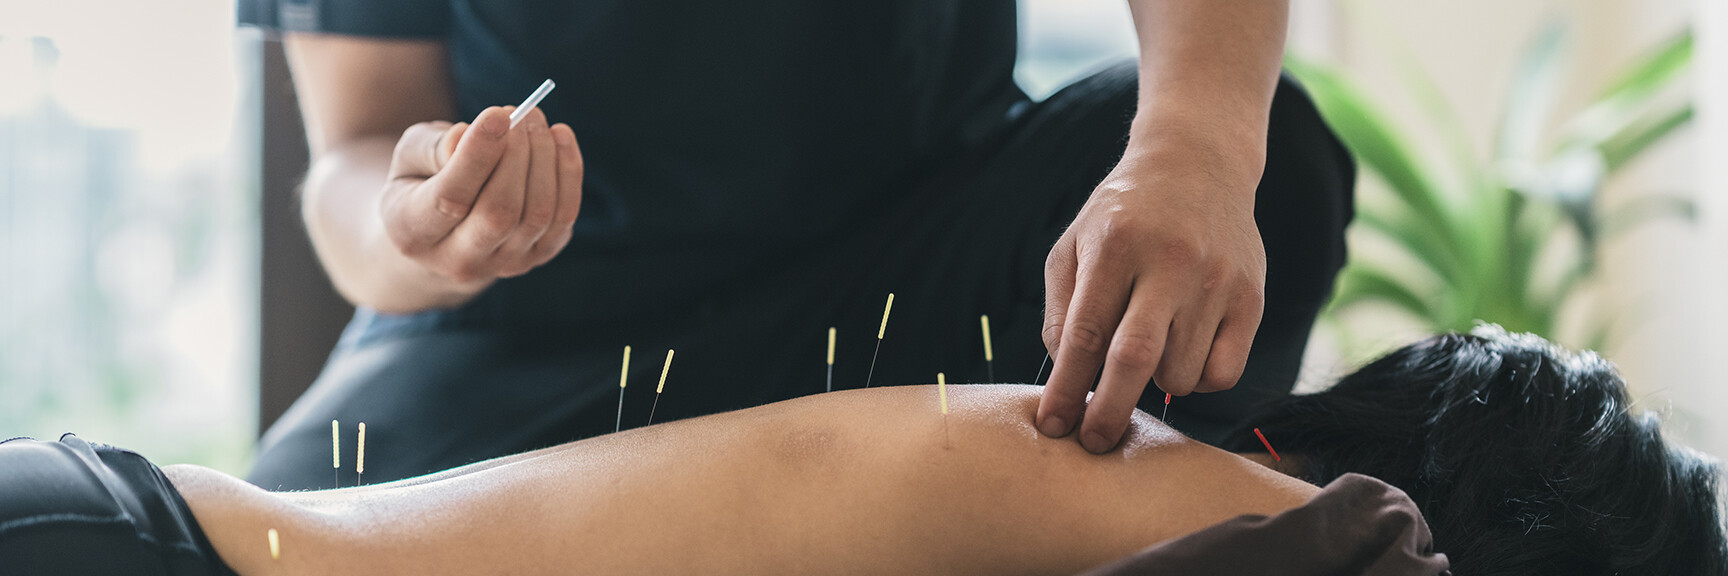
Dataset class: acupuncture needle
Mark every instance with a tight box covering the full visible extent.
[938,372,948,415]
[826,327,836,393]
[1254,428,1281,462]
[648,349,674,426]
[938,372,950,445]
[863,293,894,388]
[356,422,367,486]
[616,345,631,434]
[980,315,995,383]
[508,79,557,129]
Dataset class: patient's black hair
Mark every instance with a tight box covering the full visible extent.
[1223,325,1727,576]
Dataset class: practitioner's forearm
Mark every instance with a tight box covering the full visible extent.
[283,33,487,314]
[300,140,488,313]
[1125,0,1287,168]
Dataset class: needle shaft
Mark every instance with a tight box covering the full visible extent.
[864,339,883,389]
[1032,354,1050,386]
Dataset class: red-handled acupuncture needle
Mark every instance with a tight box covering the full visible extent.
[1254,427,1281,462]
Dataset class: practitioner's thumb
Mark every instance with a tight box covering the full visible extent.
[389,120,456,180]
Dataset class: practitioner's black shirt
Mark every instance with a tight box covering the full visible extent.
[240,0,1028,328]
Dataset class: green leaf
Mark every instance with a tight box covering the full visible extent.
[1353,204,1465,293]
[1284,57,1466,268]
[1331,265,1437,325]
[1598,29,1693,102]
[1500,193,1538,319]
[1497,20,1568,163]
[1559,30,1692,152]
[1599,104,1693,172]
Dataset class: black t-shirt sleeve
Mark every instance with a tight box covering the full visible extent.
[237,0,451,38]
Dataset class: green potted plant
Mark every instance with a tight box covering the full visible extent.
[1291,23,1695,352]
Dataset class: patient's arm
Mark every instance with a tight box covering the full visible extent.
[168,385,1317,576]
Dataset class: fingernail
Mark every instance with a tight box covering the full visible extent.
[480,113,507,136]
[1038,416,1069,438]
[1082,430,1113,454]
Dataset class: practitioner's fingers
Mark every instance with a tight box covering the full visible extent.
[527,223,574,269]
[496,108,559,277]
[1078,287,1171,453]
[1149,306,1218,398]
[439,107,529,278]
[1037,232,1079,436]
[1197,286,1263,393]
[1037,238,1131,440]
[383,121,476,253]
[422,106,512,220]
[527,123,584,263]
[1041,233,1078,356]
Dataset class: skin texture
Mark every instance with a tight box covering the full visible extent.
[168,386,1316,575]
[286,34,583,314]
[1038,0,1292,454]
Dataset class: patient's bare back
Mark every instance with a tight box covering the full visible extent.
[171,385,1316,576]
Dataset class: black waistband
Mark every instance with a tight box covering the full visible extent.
[0,434,238,576]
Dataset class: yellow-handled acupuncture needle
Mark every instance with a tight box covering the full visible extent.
[267,528,280,560]
[356,422,367,486]
[864,293,894,388]
[616,345,631,433]
[331,420,339,489]
[648,349,674,425]
[826,327,836,393]
[980,315,995,383]
[938,372,950,446]
[938,372,948,415]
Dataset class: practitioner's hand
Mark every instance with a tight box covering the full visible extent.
[380,106,584,293]
[1037,135,1266,454]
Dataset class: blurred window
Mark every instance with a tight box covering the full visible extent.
[0,2,257,474]
[1017,0,1138,99]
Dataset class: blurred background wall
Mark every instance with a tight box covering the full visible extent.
[0,0,257,473]
[0,0,1720,476]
